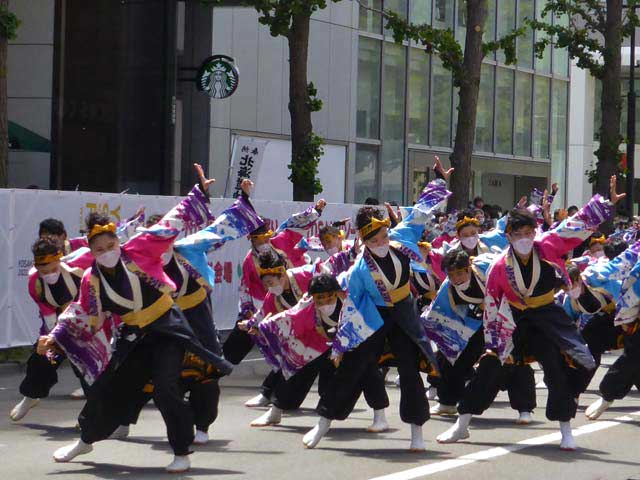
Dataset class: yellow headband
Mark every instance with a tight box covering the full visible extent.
[250,230,274,241]
[590,235,606,246]
[88,222,117,241]
[417,241,431,250]
[359,217,391,239]
[258,266,286,277]
[456,216,481,232]
[34,251,63,266]
[320,230,345,243]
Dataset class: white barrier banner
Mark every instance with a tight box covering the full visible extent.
[1,188,361,348]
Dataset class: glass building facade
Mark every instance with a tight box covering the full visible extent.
[354,0,569,208]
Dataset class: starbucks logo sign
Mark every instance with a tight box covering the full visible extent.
[196,55,239,99]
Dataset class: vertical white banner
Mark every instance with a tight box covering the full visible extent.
[225,137,269,198]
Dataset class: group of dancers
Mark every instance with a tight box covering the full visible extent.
[8,159,640,473]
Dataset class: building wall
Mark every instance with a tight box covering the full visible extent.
[7,0,55,188]
[207,3,358,201]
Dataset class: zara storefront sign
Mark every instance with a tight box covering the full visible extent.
[196,55,239,99]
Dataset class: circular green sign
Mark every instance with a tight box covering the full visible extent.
[196,55,239,99]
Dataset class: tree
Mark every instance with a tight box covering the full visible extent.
[0,2,20,188]
[530,0,640,201]
[206,0,336,201]
[360,0,523,211]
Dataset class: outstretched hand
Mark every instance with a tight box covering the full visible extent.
[610,175,626,205]
[241,178,254,197]
[315,199,327,212]
[517,196,528,209]
[194,163,216,192]
[433,155,454,182]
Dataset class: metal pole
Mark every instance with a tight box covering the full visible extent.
[626,11,636,218]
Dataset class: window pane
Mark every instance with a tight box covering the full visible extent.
[381,43,407,203]
[485,0,496,60]
[433,0,454,29]
[497,0,515,64]
[551,80,568,198]
[385,0,408,36]
[355,145,378,203]
[535,0,551,73]
[517,0,534,68]
[357,37,382,139]
[553,13,569,76]
[430,57,453,147]
[475,64,494,152]
[533,76,550,158]
[408,48,430,145]
[495,67,514,154]
[514,71,532,156]
[410,0,431,24]
[359,0,382,34]
[456,0,467,49]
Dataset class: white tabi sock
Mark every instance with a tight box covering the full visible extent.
[166,455,191,473]
[193,430,209,445]
[251,406,283,427]
[436,413,471,444]
[244,394,271,408]
[559,421,577,451]
[409,424,426,452]
[585,397,612,420]
[302,417,331,449]
[53,440,93,462]
[9,397,39,422]
[367,409,389,433]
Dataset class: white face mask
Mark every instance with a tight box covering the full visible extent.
[161,247,174,266]
[460,235,479,250]
[512,238,534,256]
[41,271,61,285]
[369,244,389,258]
[326,246,339,256]
[256,243,272,254]
[592,250,605,259]
[568,286,582,299]
[268,284,284,296]
[455,278,472,292]
[318,303,338,317]
[96,247,121,268]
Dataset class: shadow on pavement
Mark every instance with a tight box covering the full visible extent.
[47,461,243,478]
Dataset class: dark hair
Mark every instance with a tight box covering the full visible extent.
[457,209,477,222]
[567,205,579,215]
[364,197,380,206]
[355,206,386,240]
[308,274,341,295]
[39,218,66,237]
[319,225,342,238]
[32,237,61,258]
[566,263,581,284]
[250,217,270,236]
[85,212,117,244]
[257,251,285,275]
[145,214,163,228]
[604,238,628,260]
[442,248,470,272]
[506,208,537,233]
[473,196,484,206]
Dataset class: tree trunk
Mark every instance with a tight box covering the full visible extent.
[448,0,487,211]
[287,13,314,202]
[595,0,623,201]
[0,0,9,188]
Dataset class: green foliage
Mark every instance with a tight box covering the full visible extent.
[288,132,324,195]
[307,82,323,112]
[0,5,20,41]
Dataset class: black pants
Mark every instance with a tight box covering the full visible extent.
[457,355,536,415]
[222,324,254,365]
[581,313,622,388]
[600,325,640,401]
[272,352,389,412]
[79,332,194,456]
[436,328,485,407]
[19,348,88,399]
[188,379,220,432]
[317,303,428,425]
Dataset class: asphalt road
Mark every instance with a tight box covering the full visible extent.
[1,354,639,480]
